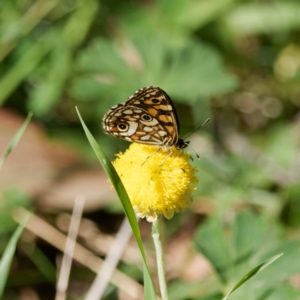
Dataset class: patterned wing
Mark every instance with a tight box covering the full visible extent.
[102,86,180,147]
[124,86,180,146]
[103,105,170,146]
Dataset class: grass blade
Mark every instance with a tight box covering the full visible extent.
[222,253,283,300]
[0,112,33,171]
[0,217,30,297]
[76,107,156,300]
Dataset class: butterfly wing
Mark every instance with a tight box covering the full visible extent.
[103,105,169,146]
[103,86,180,147]
[124,86,180,146]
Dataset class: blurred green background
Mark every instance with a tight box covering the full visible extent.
[1,0,300,299]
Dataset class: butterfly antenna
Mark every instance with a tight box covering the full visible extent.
[192,148,200,159]
[183,118,210,140]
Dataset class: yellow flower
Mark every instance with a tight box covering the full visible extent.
[112,143,198,222]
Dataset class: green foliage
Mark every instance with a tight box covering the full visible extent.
[0,112,32,170]
[25,245,56,283]
[222,253,283,300]
[281,184,300,227]
[0,191,31,236]
[0,0,99,111]
[169,279,222,300]
[121,0,237,39]
[223,2,300,36]
[72,36,237,104]
[0,110,33,250]
[1,0,300,298]
[193,211,300,300]
[0,221,28,298]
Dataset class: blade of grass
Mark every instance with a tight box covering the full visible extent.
[76,107,156,300]
[0,28,57,105]
[28,0,98,116]
[0,0,98,105]
[0,0,60,62]
[23,245,56,282]
[61,0,98,49]
[222,253,283,300]
[0,216,30,297]
[0,112,33,171]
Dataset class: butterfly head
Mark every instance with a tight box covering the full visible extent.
[176,138,189,149]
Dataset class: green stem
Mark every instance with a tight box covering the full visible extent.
[152,218,168,300]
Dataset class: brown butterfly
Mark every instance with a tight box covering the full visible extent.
[102,86,189,150]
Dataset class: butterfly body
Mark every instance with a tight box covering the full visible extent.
[103,86,189,150]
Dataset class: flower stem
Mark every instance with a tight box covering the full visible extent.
[152,218,168,300]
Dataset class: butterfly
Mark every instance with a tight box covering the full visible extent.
[102,86,189,151]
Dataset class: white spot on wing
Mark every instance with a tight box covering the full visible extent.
[144,127,154,132]
[140,135,151,141]
[141,119,158,126]
[158,130,167,136]
[123,109,133,114]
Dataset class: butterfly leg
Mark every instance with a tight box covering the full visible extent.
[141,148,161,166]
[159,149,173,166]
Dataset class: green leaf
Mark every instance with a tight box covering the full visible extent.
[0,112,33,171]
[76,107,156,300]
[232,211,267,261]
[193,211,299,299]
[169,279,222,300]
[72,36,237,104]
[222,253,283,300]
[0,218,29,297]
[194,218,232,283]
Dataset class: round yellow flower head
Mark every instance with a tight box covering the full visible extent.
[113,143,198,222]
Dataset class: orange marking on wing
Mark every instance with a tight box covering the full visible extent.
[165,126,175,135]
[135,131,145,136]
[156,105,172,111]
[148,108,158,116]
[158,114,172,123]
